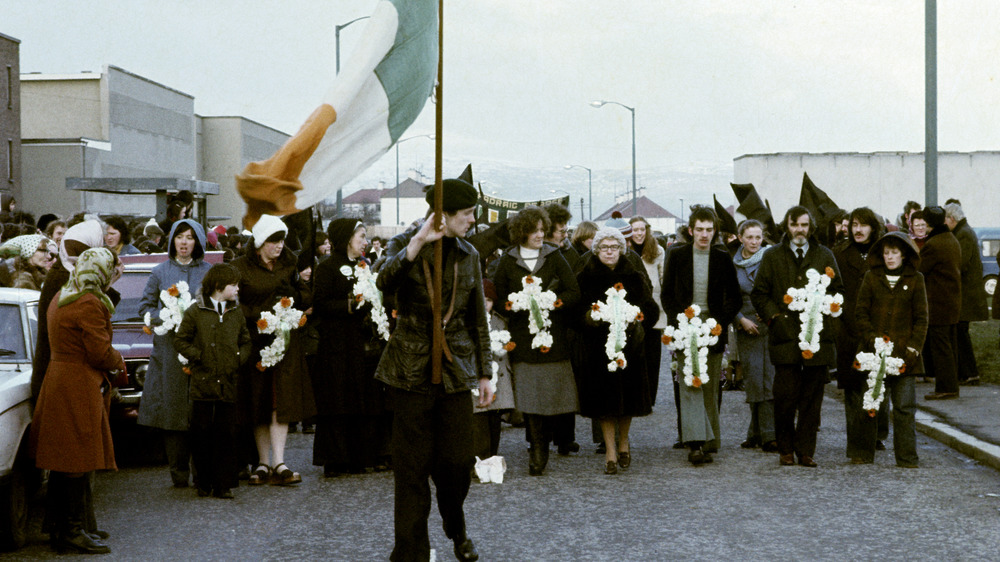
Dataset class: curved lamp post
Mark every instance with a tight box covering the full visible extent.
[564,164,592,220]
[395,134,435,225]
[590,100,636,216]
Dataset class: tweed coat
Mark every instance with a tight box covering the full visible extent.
[750,234,844,367]
[951,218,989,322]
[855,232,928,375]
[917,225,962,326]
[31,293,124,473]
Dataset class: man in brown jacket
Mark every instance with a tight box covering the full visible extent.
[945,202,989,385]
[919,207,963,400]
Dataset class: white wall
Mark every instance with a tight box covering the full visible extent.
[733,152,1000,227]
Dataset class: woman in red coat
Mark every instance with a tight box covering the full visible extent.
[31,247,124,555]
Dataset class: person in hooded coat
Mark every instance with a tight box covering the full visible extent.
[852,232,927,466]
[137,219,212,488]
[833,207,889,456]
[311,218,390,476]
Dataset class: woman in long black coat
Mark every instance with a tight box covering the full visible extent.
[231,214,316,486]
[311,218,390,476]
[576,227,658,474]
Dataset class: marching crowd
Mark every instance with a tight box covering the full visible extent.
[0,183,993,560]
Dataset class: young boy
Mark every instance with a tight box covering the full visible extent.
[175,263,251,498]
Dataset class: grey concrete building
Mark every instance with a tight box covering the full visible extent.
[0,33,20,207]
[20,65,289,225]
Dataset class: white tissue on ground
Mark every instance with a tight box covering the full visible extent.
[474,455,507,484]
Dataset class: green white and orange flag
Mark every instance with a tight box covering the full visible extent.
[237,0,438,229]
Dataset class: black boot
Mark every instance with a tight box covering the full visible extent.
[452,533,479,561]
[525,415,549,476]
[53,474,110,555]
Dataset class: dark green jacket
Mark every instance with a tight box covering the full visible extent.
[175,296,252,402]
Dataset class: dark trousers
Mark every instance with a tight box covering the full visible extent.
[390,386,473,562]
[190,401,238,494]
[773,364,827,458]
[844,377,918,465]
[925,324,959,393]
[164,429,191,487]
[551,413,576,447]
[645,329,663,406]
[471,411,502,460]
[955,321,979,381]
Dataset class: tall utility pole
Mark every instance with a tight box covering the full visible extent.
[925,0,937,207]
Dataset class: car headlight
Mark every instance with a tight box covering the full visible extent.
[134,362,148,389]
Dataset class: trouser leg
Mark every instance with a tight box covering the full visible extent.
[758,400,776,443]
[876,397,890,441]
[845,387,875,462]
[431,388,474,541]
[956,321,979,381]
[389,388,435,562]
[552,413,576,447]
[672,378,683,442]
[772,365,800,456]
[190,402,213,492]
[704,353,722,451]
[164,429,191,486]
[793,366,827,458]
[890,377,919,466]
[928,324,959,394]
[645,330,662,406]
[747,403,759,441]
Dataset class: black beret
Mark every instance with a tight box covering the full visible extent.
[425,178,478,212]
[924,206,946,229]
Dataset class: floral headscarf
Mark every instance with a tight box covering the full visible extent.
[0,234,51,260]
[58,247,117,314]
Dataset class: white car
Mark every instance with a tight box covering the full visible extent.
[0,287,40,550]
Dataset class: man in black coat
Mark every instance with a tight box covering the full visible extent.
[945,203,988,385]
[375,178,493,562]
[751,206,844,468]
[661,206,742,464]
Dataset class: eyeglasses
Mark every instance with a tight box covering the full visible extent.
[597,244,621,253]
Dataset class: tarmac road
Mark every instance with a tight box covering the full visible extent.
[5,365,1000,561]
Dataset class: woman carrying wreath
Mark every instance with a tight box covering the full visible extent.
[576,226,658,474]
[852,231,927,467]
[492,206,581,476]
[137,219,211,488]
[311,218,390,476]
[231,214,315,486]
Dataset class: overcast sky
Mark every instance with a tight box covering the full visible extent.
[6,1,1000,198]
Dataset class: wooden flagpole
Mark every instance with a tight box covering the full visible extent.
[431,0,444,382]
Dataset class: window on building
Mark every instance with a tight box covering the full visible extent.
[5,65,11,110]
[6,139,11,183]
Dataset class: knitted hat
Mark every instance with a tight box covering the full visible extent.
[251,214,288,248]
[604,211,632,238]
[144,218,164,238]
[424,178,478,212]
[591,227,627,256]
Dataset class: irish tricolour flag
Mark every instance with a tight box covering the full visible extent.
[237,0,437,228]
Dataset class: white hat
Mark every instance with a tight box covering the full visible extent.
[251,214,288,248]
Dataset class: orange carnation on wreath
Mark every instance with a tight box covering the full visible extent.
[256,318,269,330]
[684,307,695,319]
[167,286,180,297]
[801,349,814,359]
[280,297,292,308]
[825,266,836,278]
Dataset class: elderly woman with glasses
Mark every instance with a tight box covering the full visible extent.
[576,227,658,474]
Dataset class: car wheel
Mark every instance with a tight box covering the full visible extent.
[985,275,997,297]
[0,463,28,551]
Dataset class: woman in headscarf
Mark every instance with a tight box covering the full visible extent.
[311,218,390,476]
[0,234,57,290]
[29,219,111,545]
[30,248,124,554]
[232,214,315,486]
[137,219,211,488]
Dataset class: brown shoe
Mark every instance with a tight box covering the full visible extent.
[779,453,795,466]
[270,463,302,486]
[797,455,818,468]
[761,441,779,453]
[924,392,959,400]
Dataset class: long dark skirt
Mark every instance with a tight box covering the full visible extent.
[312,413,391,472]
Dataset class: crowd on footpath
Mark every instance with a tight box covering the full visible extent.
[3,180,995,560]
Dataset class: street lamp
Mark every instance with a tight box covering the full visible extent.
[395,134,434,226]
[564,164,592,220]
[590,100,636,216]
[334,15,371,218]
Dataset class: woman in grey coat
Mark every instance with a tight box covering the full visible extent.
[732,220,777,452]
[137,219,211,487]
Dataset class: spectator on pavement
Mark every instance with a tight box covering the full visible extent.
[944,202,989,386]
[919,207,962,400]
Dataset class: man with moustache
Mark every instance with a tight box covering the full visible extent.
[661,206,742,464]
[751,206,844,468]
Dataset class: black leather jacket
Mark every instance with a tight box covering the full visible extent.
[374,226,492,394]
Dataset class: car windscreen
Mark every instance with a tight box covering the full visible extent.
[111,271,150,323]
[0,304,27,362]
